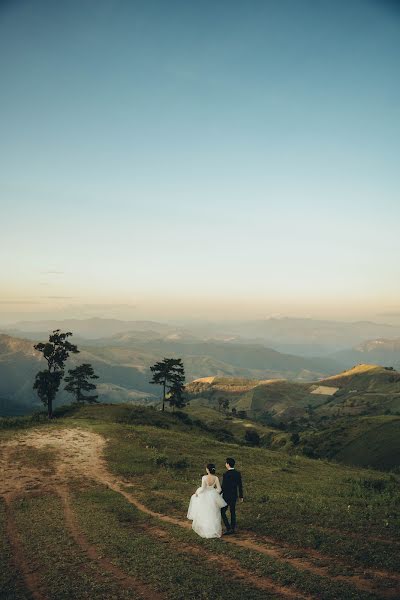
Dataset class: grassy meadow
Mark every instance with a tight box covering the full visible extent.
[0,403,399,600]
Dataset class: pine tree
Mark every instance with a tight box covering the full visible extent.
[64,363,99,404]
[149,358,185,411]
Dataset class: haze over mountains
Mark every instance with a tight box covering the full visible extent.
[1,316,400,416]
[1,316,400,471]
[5,315,400,352]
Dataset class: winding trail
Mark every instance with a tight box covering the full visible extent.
[57,485,163,600]
[1,426,399,600]
[4,494,47,600]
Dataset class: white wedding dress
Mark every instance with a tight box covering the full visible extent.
[187,475,227,538]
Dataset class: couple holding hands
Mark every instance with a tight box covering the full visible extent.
[187,457,244,539]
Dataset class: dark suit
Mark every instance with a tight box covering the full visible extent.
[221,468,243,531]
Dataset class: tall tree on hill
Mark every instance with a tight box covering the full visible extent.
[149,358,185,411]
[64,363,99,404]
[33,330,79,418]
[168,379,187,411]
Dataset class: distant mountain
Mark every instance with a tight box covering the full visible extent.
[5,318,185,340]
[0,330,340,416]
[8,317,400,356]
[192,317,400,355]
[104,336,339,375]
[334,338,400,369]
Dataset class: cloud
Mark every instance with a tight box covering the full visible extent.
[41,270,64,275]
[69,303,137,311]
[43,296,76,300]
[0,300,42,305]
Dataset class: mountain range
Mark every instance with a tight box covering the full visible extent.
[0,329,339,415]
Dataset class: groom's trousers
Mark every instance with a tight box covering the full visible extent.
[221,500,237,531]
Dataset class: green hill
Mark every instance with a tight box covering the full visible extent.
[0,403,399,600]
[186,366,400,471]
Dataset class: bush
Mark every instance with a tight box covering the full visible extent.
[170,457,190,469]
[155,454,168,467]
[0,411,48,429]
[302,445,318,458]
[245,429,260,446]
[291,432,300,446]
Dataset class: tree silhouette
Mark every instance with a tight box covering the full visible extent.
[64,363,99,404]
[33,330,79,418]
[149,358,185,411]
[168,379,187,410]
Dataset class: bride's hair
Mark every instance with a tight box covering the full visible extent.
[206,463,216,474]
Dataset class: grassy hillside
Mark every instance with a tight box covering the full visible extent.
[187,376,326,420]
[186,366,400,471]
[187,365,400,420]
[296,416,400,470]
[0,404,399,600]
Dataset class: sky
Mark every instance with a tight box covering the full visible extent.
[1,0,400,324]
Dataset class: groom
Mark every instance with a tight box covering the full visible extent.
[221,457,243,535]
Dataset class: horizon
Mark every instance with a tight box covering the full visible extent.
[1,1,400,324]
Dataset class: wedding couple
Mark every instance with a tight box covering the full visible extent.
[187,457,244,538]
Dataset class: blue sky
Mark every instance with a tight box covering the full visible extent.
[1,0,399,322]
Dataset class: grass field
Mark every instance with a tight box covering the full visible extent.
[0,404,399,600]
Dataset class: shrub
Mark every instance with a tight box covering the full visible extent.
[155,454,168,467]
[245,429,260,446]
[291,432,300,446]
[170,457,189,469]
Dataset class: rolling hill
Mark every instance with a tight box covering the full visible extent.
[0,330,340,416]
[187,364,400,420]
[186,365,400,471]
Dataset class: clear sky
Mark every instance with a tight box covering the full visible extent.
[1,0,399,323]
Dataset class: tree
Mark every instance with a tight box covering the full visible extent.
[217,397,230,414]
[168,380,187,410]
[222,398,230,414]
[33,370,64,418]
[64,363,99,404]
[33,330,79,418]
[149,358,185,412]
[231,407,237,416]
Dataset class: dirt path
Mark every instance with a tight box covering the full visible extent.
[1,427,399,600]
[4,495,47,600]
[146,525,311,600]
[57,485,163,600]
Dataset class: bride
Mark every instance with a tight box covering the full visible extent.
[187,463,227,538]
